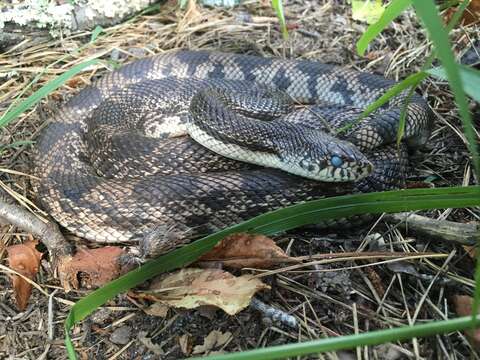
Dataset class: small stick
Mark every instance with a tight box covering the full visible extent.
[0,189,72,260]
[385,212,479,245]
[47,289,58,341]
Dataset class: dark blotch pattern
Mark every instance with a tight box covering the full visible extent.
[32,49,433,256]
[329,75,355,106]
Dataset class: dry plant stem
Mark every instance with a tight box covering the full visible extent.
[0,191,72,259]
[385,212,479,245]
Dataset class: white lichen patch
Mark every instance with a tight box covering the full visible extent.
[86,0,154,20]
[0,70,19,79]
[0,0,154,36]
[0,0,73,32]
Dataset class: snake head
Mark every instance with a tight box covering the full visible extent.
[278,128,374,182]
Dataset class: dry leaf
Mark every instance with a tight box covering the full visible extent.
[453,295,480,349]
[6,240,43,310]
[144,302,169,318]
[192,330,232,355]
[198,233,295,269]
[351,0,385,24]
[59,246,125,290]
[138,331,164,355]
[179,334,193,356]
[364,266,385,298]
[463,245,476,259]
[66,76,84,89]
[141,268,269,315]
[444,0,480,26]
[197,305,218,320]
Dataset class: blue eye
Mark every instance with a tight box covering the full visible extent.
[331,155,343,168]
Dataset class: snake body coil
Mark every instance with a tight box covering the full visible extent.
[33,50,433,256]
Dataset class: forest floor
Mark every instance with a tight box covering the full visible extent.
[1,1,479,359]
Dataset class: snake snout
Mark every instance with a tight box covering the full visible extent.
[321,141,374,182]
[289,139,374,183]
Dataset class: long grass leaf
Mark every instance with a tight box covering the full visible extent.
[0,59,99,128]
[0,26,104,129]
[356,0,412,56]
[412,0,480,334]
[396,86,417,146]
[412,0,479,176]
[201,315,480,360]
[427,65,480,102]
[271,0,288,39]
[65,185,480,359]
[90,26,104,42]
[336,71,427,134]
[444,0,471,33]
[357,0,470,142]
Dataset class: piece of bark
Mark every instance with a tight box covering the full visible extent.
[385,212,479,245]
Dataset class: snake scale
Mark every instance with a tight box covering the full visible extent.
[33,50,433,257]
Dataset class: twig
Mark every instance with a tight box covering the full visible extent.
[385,212,479,245]
[0,189,72,260]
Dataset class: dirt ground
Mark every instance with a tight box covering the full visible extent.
[1,1,480,359]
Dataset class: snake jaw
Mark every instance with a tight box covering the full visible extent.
[330,159,374,182]
[286,158,374,182]
[277,132,374,182]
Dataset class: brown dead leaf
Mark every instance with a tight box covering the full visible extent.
[143,302,169,318]
[197,305,218,320]
[6,240,43,310]
[198,233,296,269]
[140,268,270,315]
[192,330,232,355]
[463,245,476,259]
[66,76,84,89]
[444,0,480,26]
[364,50,383,61]
[138,331,164,355]
[59,246,125,290]
[453,295,480,349]
[364,266,385,299]
[179,334,193,356]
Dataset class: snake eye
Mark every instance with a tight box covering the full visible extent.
[330,155,343,168]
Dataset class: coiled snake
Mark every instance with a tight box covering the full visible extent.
[33,50,433,256]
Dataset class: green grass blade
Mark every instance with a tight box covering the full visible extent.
[355,0,470,143]
[0,59,100,128]
[90,26,104,42]
[201,316,480,360]
[412,0,480,336]
[0,140,34,152]
[444,0,471,33]
[271,0,288,39]
[336,71,427,134]
[356,0,412,56]
[64,185,480,358]
[412,0,479,177]
[395,85,417,146]
[427,65,480,102]
[0,26,104,130]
